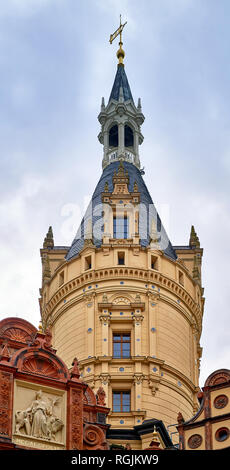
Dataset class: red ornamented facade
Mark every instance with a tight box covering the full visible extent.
[177,369,230,450]
[0,317,109,450]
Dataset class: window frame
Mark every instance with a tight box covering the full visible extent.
[113,332,131,359]
[113,216,129,239]
[112,390,131,413]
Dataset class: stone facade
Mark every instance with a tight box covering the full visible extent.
[39,227,204,440]
[0,318,109,450]
[177,369,230,450]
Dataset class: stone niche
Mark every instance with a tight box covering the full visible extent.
[13,380,66,450]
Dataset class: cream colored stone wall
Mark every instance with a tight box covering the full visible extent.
[53,302,87,367]
[40,244,204,436]
[212,420,230,449]
[210,388,230,418]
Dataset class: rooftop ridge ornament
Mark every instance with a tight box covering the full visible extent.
[109,15,127,66]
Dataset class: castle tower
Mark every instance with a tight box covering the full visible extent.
[39,26,204,444]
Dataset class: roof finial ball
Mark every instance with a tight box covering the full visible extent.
[109,15,127,66]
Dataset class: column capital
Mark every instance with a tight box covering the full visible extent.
[133,373,144,385]
[99,315,111,325]
[99,373,111,386]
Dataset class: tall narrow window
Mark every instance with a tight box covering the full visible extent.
[113,333,131,358]
[118,252,125,265]
[109,125,118,147]
[113,216,129,239]
[85,255,92,270]
[113,391,131,412]
[125,125,134,147]
[151,255,158,270]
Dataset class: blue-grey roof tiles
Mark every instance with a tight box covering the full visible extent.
[109,64,134,103]
[66,161,177,262]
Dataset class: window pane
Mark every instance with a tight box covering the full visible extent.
[113,392,121,412]
[122,392,130,412]
[113,343,121,358]
[113,334,121,341]
[122,335,130,341]
[113,217,129,239]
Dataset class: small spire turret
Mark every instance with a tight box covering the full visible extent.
[189,225,200,249]
[43,226,54,249]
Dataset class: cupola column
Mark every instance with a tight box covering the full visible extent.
[104,131,109,161]
[134,132,140,167]
[118,122,125,157]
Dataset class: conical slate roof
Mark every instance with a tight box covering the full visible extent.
[109,64,134,102]
[66,161,177,262]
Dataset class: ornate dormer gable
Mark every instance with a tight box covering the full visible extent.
[101,162,141,244]
[102,161,140,204]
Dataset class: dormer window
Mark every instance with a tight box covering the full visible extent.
[113,216,129,239]
[118,251,125,265]
[109,125,118,147]
[85,255,92,270]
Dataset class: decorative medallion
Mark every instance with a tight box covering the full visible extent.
[188,434,202,449]
[215,427,229,442]
[83,424,104,447]
[214,394,228,409]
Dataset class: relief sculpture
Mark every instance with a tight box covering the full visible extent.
[15,390,64,441]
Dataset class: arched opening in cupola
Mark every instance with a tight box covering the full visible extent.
[125,125,134,147]
[109,124,118,147]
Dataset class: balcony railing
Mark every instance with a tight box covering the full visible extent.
[107,149,135,164]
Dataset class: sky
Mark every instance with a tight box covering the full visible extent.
[0,0,229,388]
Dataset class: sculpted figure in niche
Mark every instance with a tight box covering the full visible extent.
[15,390,64,441]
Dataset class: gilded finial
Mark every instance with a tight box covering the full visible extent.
[109,15,127,66]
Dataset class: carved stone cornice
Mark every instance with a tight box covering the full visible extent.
[130,302,145,311]
[43,266,203,333]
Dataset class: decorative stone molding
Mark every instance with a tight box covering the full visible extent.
[96,387,106,406]
[188,433,202,449]
[14,389,64,442]
[133,373,144,385]
[43,267,203,332]
[99,374,111,386]
[0,371,13,439]
[99,315,111,326]
[204,369,230,387]
[148,376,160,397]
[132,314,144,323]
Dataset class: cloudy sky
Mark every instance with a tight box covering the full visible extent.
[0,0,229,388]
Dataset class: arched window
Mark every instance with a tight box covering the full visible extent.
[125,125,134,147]
[109,125,118,147]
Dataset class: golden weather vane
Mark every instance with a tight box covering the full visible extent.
[109,15,127,65]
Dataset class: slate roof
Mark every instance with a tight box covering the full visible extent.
[109,64,134,103]
[66,161,177,262]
